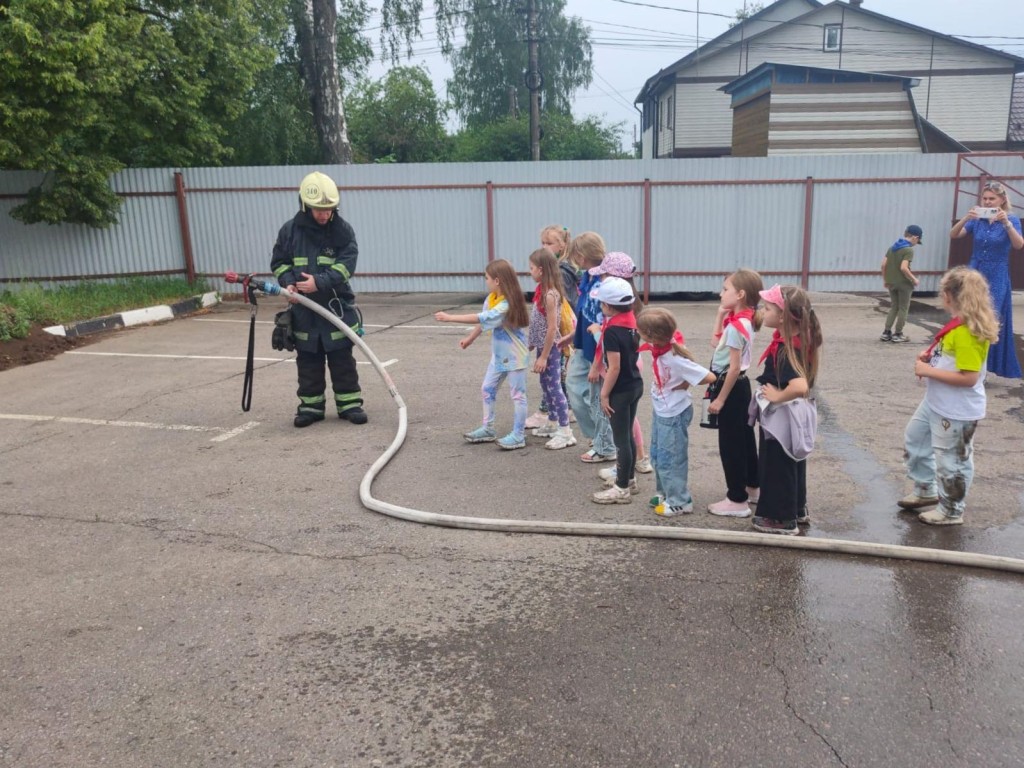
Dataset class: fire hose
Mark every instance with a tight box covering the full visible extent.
[226,273,1024,576]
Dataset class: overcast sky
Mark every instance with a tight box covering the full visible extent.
[364,0,1024,149]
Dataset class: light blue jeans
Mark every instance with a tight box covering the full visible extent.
[904,400,976,519]
[565,350,615,456]
[650,407,694,508]
[481,362,527,440]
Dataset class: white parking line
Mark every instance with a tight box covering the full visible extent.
[193,318,466,330]
[0,414,260,442]
[66,351,397,366]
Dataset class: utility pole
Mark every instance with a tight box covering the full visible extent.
[525,0,541,161]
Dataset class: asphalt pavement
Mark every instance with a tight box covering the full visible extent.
[1,290,1022,767]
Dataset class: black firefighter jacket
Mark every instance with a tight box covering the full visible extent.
[270,209,359,353]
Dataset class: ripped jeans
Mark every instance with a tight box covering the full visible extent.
[904,400,977,519]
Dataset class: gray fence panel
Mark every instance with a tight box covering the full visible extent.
[4,154,1024,294]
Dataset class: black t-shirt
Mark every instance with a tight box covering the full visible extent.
[603,324,642,393]
[757,342,801,389]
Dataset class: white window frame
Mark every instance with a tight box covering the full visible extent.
[823,23,842,52]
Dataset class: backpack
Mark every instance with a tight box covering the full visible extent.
[558,297,577,357]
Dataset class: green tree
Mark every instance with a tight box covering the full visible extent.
[450,114,625,162]
[346,66,451,163]
[447,0,592,128]
[0,0,274,226]
[731,2,765,25]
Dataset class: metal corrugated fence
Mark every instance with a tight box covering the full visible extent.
[2,154,1022,295]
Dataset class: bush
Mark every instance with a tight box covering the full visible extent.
[0,305,31,341]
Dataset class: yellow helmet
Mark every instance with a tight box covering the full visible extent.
[299,171,339,211]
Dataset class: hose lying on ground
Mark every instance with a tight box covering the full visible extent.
[262,283,1024,576]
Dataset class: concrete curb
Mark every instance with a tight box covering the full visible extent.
[44,292,220,338]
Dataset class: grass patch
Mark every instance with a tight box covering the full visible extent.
[0,277,211,341]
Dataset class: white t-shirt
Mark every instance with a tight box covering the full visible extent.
[649,354,712,418]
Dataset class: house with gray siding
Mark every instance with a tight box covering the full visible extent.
[637,0,1024,158]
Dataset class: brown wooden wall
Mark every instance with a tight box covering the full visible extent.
[732,93,771,157]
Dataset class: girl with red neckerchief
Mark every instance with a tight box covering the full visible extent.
[707,268,764,518]
[898,267,999,526]
[636,308,716,517]
[751,284,822,535]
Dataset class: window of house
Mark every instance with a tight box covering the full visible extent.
[667,96,674,129]
[823,24,842,52]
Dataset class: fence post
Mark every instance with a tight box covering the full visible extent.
[800,176,814,289]
[173,171,196,284]
[642,178,652,302]
[485,180,495,264]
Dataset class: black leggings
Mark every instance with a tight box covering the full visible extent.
[716,375,758,502]
[609,383,643,489]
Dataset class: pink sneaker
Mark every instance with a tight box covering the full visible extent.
[708,498,752,518]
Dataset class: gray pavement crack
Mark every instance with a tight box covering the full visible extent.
[771,649,849,767]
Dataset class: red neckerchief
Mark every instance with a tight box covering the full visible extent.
[924,317,964,358]
[758,329,804,369]
[532,287,546,314]
[721,308,753,342]
[595,310,637,362]
[640,330,685,391]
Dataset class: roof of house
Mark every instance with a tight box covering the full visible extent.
[719,61,920,99]
[1010,76,1024,143]
[636,0,1024,104]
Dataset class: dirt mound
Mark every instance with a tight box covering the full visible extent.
[0,326,99,372]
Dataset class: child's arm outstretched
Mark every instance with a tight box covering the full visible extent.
[435,310,483,350]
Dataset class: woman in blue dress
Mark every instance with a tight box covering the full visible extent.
[950,180,1023,378]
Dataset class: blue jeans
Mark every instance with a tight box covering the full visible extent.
[565,350,615,456]
[650,407,693,508]
[904,400,976,519]
[481,362,527,440]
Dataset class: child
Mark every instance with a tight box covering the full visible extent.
[588,251,654,475]
[434,259,531,450]
[898,266,999,525]
[707,268,763,517]
[880,224,923,343]
[590,277,643,504]
[751,285,823,535]
[636,307,715,516]
[564,232,619,464]
[527,248,576,450]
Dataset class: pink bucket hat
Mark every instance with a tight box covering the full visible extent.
[588,251,636,278]
[759,284,785,308]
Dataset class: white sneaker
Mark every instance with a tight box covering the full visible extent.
[524,411,547,429]
[545,426,578,450]
[532,422,558,438]
[598,467,617,482]
[635,457,653,474]
[592,484,632,504]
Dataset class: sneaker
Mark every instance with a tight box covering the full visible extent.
[745,487,760,505]
[890,333,910,343]
[580,449,617,464]
[338,406,368,424]
[545,427,578,450]
[796,506,811,525]
[627,479,639,495]
[708,498,752,518]
[879,329,892,342]
[635,457,653,474]
[497,433,527,450]
[592,484,632,504]
[464,426,497,443]
[656,502,694,517]
[532,422,559,438]
[918,509,963,526]
[649,494,665,509]
[752,517,799,535]
[897,493,938,510]
[294,411,325,428]
[524,411,547,429]
[599,467,618,482]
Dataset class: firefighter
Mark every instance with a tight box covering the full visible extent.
[271,171,367,427]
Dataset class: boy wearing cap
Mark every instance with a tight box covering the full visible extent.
[880,225,923,343]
